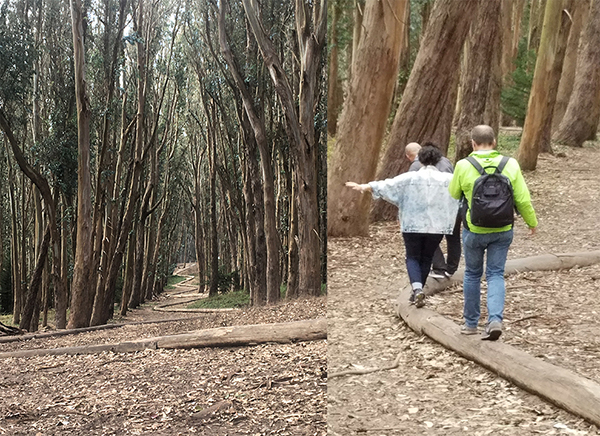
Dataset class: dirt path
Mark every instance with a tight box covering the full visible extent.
[1,271,326,435]
[328,143,600,435]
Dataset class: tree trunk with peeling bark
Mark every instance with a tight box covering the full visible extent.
[518,0,574,170]
[454,0,502,161]
[552,0,589,132]
[67,0,94,329]
[553,0,600,147]
[372,0,479,222]
[328,0,408,237]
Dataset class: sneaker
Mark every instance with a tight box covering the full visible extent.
[482,321,502,341]
[429,270,445,280]
[444,271,453,279]
[413,289,425,308]
[460,324,478,335]
[409,290,415,303]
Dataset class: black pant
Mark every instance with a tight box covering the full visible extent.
[402,233,444,287]
[432,215,462,275]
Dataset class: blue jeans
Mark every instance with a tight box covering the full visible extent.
[402,233,444,287]
[462,228,513,328]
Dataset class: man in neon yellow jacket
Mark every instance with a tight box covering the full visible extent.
[449,125,538,340]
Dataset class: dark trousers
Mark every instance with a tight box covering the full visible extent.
[432,215,462,275]
[402,232,444,287]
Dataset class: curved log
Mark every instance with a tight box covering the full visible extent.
[396,250,600,427]
[424,250,600,295]
[0,318,327,359]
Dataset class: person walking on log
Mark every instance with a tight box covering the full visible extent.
[408,141,461,279]
[346,145,459,308]
[449,125,538,340]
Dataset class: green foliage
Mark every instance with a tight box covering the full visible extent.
[501,39,537,126]
[215,266,240,294]
[37,124,79,199]
[0,256,12,314]
[0,2,35,112]
[496,131,522,157]
[166,275,187,289]
[187,289,249,309]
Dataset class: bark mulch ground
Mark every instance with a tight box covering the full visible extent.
[328,142,600,435]
[1,282,326,435]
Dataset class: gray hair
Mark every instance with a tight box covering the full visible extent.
[471,125,495,146]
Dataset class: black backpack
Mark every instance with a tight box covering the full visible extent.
[464,155,514,228]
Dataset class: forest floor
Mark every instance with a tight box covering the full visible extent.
[328,140,600,435]
[0,270,326,435]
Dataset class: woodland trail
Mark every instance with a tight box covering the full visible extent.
[1,266,327,435]
[328,141,600,435]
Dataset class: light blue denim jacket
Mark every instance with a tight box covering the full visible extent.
[369,166,459,234]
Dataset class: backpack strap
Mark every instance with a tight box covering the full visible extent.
[466,156,485,175]
[495,156,510,174]
[466,155,510,174]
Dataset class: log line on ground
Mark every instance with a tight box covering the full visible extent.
[396,250,600,428]
[0,318,327,359]
[0,316,208,344]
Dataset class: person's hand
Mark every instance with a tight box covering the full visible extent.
[529,227,537,236]
[345,181,370,193]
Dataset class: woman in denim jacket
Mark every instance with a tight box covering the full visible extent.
[346,145,459,307]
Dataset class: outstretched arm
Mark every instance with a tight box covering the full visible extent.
[345,181,372,194]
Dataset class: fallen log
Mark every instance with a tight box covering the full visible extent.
[0,316,207,344]
[424,250,600,295]
[396,249,600,428]
[0,318,327,359]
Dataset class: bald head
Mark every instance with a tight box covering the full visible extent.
[405,142,421,162]
[471,125,496,147]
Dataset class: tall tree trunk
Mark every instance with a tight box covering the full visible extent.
[327,0,408,237]
[518,0,574,170]
[485,0,505,135]
[327,0,342,136]
[91,0,147,326]
[552,0,590,132]
[193,205,206,293]
[67,0,94,329]
[217,4,280,303]
[0,114,66,328]
[129,207,146,309]
[241,123,268,306]
[0,157,3,269]
[19,225,50,332]
[512,0,526,60]
[500,0,515,83]
[17,176,26,326]
[553,0,600,147]
[41,259,49,327]
[454,0,502,161]
[351,0,365,77]
[528,0,547,52]
[240,0,325,296]
[120,228,136,316]
[372,0,479,222]
[8,169,21,324]
[208,118,219,298]
[286,169,299,299]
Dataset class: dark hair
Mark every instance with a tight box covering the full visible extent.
[418,145,442,166]
[421,141,440,149]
